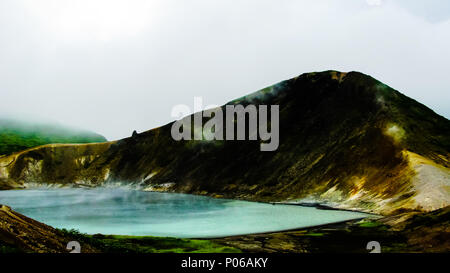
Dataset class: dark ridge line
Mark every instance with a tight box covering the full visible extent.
[270,202,380,215]
[192,217,370,240]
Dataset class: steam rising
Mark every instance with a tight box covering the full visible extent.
[385,123,406,142]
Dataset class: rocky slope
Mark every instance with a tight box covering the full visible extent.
[0,71,449,215]
[0,204,98,253]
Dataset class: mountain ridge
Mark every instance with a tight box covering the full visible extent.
[0,118,107,156]
[0,71,448,215]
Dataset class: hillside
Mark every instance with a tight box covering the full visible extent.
[0,118,107,156]
[0,204,99,253]
[0,71,449,215]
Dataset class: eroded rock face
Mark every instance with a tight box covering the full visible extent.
[0,71,449,215]
[0,143,113,189]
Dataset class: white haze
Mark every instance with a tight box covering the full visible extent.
[0,0,449,140]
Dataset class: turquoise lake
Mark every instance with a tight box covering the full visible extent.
[0,188,368,238]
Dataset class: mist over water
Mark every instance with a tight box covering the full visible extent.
[0,188,368,238]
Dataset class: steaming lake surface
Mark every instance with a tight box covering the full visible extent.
[0,188,368,238]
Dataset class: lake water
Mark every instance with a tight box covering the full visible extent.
[0,188,368,238]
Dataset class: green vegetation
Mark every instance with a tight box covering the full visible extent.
[0,118,106,155]
[59,229,241,253]
[92,235,241,253]
[302,232,325,237]
[358,221,384,228]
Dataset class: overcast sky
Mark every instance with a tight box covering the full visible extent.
[1,0,449,140]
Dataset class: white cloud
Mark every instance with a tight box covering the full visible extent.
[0,0,449,140]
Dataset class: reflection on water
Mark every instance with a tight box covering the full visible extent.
[0,188,368,238]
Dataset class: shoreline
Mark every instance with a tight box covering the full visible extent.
[269,201,380,216]
[191,217,370,240]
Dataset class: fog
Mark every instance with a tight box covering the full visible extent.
[0,0,449,140]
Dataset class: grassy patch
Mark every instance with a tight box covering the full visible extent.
[303,233,325,237]
[358,221,383,228]
[93,235,241,253]
[58,229,241,253]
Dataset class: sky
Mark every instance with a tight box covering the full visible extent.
[0,0,449,140]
